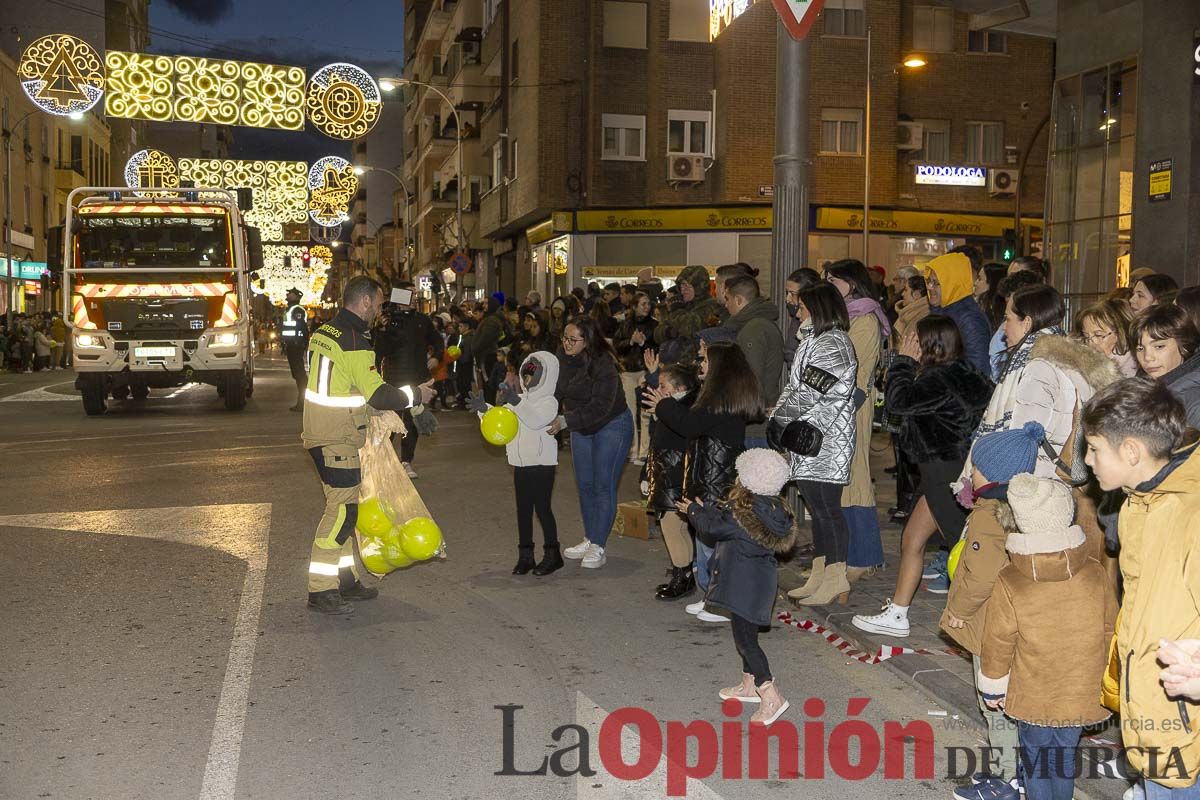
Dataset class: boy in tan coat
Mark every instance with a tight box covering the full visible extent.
[979,473,1116,800]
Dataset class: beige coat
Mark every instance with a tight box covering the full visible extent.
[842,313,880,508]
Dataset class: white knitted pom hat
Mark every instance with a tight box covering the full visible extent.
[735,448,790,497]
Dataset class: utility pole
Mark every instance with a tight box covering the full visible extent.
[770,19,810,333]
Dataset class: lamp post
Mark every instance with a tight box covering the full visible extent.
[377,77,465,262]
[861,31,926,264]
[353,165,412,280]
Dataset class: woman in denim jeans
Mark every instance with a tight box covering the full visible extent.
[551,316,633,570]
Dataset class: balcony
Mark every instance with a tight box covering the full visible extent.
[448,0,482,43]
[479,185,507,238]
[447,59,489,109]
[415,2,452,55]
[55,162,86,194]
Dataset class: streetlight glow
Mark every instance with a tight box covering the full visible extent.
[379,79,396,92]
[353,166,366,176]
[68,111,84,120]
[902,55,927,69]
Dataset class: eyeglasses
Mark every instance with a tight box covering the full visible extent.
[1082,330,1115,344]
[561,335,583,345]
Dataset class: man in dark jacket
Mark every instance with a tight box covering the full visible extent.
[373,286,443,475]
[719,275,784,414]
[655,265,721,346]
[925,252,991,375]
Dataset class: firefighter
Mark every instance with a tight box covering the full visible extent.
[302,275,435,615]
[281,288,309,412]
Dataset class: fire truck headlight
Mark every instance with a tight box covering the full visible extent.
[75,334,104,349]
[212,332,239,347]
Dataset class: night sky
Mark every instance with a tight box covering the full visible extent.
[149,0,407,163]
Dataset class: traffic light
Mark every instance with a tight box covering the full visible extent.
[301,251,311,268]
[1001,228,1017,262]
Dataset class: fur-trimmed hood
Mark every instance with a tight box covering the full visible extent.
[1028,335,1122,393]
[731,495,797,555]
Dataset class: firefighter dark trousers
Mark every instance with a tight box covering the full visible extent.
[307,444,363,593]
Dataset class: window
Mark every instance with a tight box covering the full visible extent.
[23,186,31,230]
[491,141,503,184]
[483,0,500,33]
[913,5,955,53]
[668,0,709,42]
[667,110,711,156]
[70,135,82,172]
[602,114,646,161]
[968,30,1007,54]
[917,119,951,162]
[820,108,863,155]
[510,139,519,179]
[42,193,49,236]
[603,1,648,49]
[510,40,519,82]
[823,0,865,37]
[966,121,1004,164]
[596,235,687,266]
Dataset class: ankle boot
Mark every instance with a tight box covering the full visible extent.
[512,545,536,575]
[655,566,695,600]
[846,565,879,584]
[718,672,761,703]
[787,556,826,600]
[796,560,850,606]
[532,544,563,576]
[750,680,790,724]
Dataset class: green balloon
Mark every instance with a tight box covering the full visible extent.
[400,516,443,561]
[359,536,394,576]
[481,406,519,445]
[357,497,393,538]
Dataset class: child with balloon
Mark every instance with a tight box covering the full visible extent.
[469,351,565,576]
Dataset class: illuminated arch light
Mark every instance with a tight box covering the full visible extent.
[308,156,357,227]
[180,158,308,242]
[258,244,331,306]
[124,149,180,197]
[18,34,105,116]
[305,62,381,140]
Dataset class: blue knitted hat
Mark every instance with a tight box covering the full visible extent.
[973,421,1046,484]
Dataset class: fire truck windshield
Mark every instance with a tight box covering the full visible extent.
[77,216,230,269]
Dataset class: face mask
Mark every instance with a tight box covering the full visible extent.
[786,302,798,318]
[672,390,688,401]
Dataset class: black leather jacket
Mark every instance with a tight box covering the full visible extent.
[654,399,745,503]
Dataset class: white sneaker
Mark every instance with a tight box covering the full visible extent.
[685,600,706,615]
[402,462,418,479]
[697,610,730,623]
[563,539,592,559]
[581,544,606,569]
[851,600,910,637]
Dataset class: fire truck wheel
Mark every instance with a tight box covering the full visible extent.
[223,371,247,411]
[80,375,107,416]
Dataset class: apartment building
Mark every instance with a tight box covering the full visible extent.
[401,0,1054,299]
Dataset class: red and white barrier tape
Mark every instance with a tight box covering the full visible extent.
[776,612,966,665]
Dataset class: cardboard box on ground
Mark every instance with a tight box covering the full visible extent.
[613,500,651,540]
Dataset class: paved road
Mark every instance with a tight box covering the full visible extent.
[0,360,981,799]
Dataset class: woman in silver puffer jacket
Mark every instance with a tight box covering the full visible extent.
[769,283,858,606]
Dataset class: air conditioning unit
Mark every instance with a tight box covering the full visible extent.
[897,122,924,151]
[669,155,705,183]
[988,168,1019,196]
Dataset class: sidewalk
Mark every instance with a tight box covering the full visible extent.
[777,434,1127,800]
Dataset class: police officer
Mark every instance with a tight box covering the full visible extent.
[372,282,443,478]
[302,276,435,615]
[281,288,308,411]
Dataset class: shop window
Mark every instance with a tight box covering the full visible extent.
[913,5,954,53]
[968,30,1006,54]
[603,1,648,49]
[596,234,687,266]
[667,110,711,156]
[602,113,646,161]
[668,0,709,41]
[965,121,1004,164]
[824,0,865,38]
[820,108,863,155]
[914,119,950,163]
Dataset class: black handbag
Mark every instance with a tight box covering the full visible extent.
[767,417,824,457]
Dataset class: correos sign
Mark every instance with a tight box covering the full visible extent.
[914,165,987,187]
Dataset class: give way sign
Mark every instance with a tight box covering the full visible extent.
[773,0,826,41]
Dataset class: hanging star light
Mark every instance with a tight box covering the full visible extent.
[124,149,180,197]
[18,34,105,116]
[305,62,381,140]
[307,156,357,227]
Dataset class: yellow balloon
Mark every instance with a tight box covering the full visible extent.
[947,538,966,581]
[481,406,519,445]
[383,526,415,568]
[356,497,393,538]
[400,516,443,561]
[359,536,395,576]
[447,345,462,361]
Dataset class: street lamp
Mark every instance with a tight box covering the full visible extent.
[862,27,926,263]
[377,77,465,263]
[353,164,413,279]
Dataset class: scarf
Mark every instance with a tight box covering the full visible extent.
[893,296,930,341]
[846,296,892,338]
[971,327,1062,444]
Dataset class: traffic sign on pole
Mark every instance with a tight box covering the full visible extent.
[772,0,826,41]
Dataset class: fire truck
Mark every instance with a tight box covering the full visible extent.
[57,187,263,415]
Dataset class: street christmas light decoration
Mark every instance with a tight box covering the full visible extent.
[258,244,330,306]
[18,34,105,116]
[305,62,381,140]
[124,149,180,197]
[180,158,308,242]
[104,51,305,130]
[307,156,357,226]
